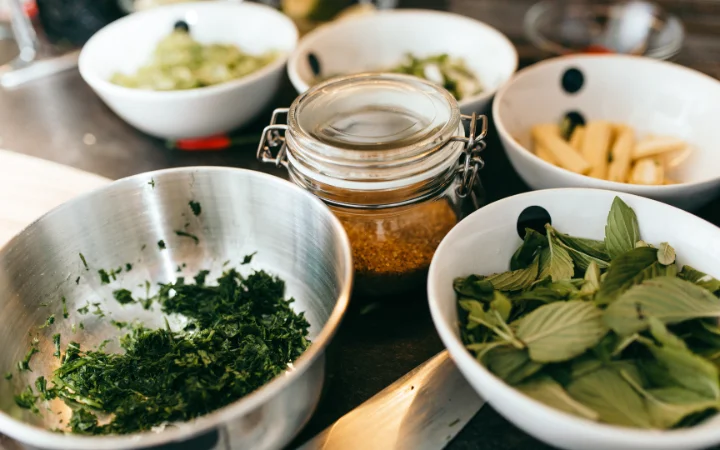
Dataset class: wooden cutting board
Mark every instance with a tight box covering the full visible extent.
[0,149,110,246]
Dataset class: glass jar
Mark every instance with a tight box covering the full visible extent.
[258,73,487,296]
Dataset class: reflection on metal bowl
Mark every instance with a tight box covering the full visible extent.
[0,167,353,450]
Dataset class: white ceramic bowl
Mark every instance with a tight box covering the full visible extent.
[79,2,298,139]
[428,188,720,450]
[287,10,518,114]
[493,55,720,211]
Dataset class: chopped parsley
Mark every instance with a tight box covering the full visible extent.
[188,200,201,216]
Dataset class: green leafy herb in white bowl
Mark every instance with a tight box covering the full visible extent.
[428,188,720,450]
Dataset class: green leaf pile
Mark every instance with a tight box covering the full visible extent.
[457,197,720,429]
[11,264,310,435]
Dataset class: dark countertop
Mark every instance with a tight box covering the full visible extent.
[1,2,720,449]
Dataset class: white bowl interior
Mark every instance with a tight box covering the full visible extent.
[428,189,720,450]
[495,55,720,184]
[289,10,517,103]
[81,2,297,82]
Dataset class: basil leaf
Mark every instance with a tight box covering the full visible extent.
[640,334,720,400]
[553,231,610,271]
[604,197,641,260]
[619,371,719,429]
[486,255,539,292]
[595,246,664,305]
[604,277,720,335]
[490,291,512,322]
[515,300,608,363]
[678,265,720,294]
[510,228,547,271]
[580,260,601,296]
[567,366,653,428]
[518,376,599,420]
[538,227,574,282]
[484,346,543,385]
[657,242,676,266]
[453,275,494,302]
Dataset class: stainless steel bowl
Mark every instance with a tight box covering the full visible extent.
[0,167,353,450]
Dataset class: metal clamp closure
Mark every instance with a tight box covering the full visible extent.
[257,108,289,167]
[451,113,488,198]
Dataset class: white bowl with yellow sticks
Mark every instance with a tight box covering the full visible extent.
[492,54,720,210]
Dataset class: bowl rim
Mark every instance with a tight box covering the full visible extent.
[523,0,685,60]
[0,167,354,449]
[286,8,519,109]
[492,53,720,192]
[427,187,720,447]
[78,1,299,100]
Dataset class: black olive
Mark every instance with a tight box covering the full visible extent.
[516,206,552,239]
[174,20,190,33]
[308,52,321,77]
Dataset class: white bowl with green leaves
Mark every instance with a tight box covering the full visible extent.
[427,188,720,450]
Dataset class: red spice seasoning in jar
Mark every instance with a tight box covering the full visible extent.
[259,73,487,295]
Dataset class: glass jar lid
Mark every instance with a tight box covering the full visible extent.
[284,73,465,190]
[288,73,461,163]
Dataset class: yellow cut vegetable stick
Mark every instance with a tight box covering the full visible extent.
[581,121,613,179]
[663,145,692,169]
[632,136,686,160]
[535,145,558,164]
[629,158,664,185]
[531,124,591,175]
[607,125,634,182]
[569,126,585,151]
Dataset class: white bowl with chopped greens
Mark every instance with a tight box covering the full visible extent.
[79,2,298,139]
[286,10,518,114]
[428,188,720,450]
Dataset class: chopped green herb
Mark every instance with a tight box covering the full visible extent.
[113,289,135,305]
[222,260,230,267]
[75,276,80,285]
[158,240,166,250]
[188,200,201,216]
[79,253,89,270]
[111,320,128,329]
[141,244,147,251]
[77,303,90,315]
[62,297,69,319]
[176,265,182,273]
[241,252,257,265]
[16,267,310,436]
[39,302,49,307]
[14,386,39,413]
[125,263,132,272]
[148,178,155,188]
[39,315,55,329]
[98,269,111,284]
[79,322,85,330]
[91,303,105,318]
[35,376,53,400]
[17,347,39,371]
[97,339,112,351]
[71,323,77,333]
[174,230,199,244]
[4,372,12,380]
[449,419,460,427]
[53,334,61,358]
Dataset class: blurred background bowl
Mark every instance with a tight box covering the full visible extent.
[286,9,518,114]
[0,167,352,450]
[524,0,684,59]
[428,188,720,450]
[492,54,720,211]
[79,2,298,139]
